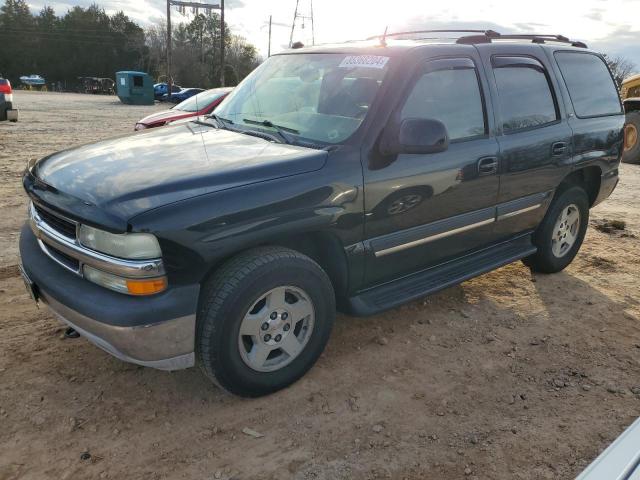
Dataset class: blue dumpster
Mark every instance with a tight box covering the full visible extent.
[115,71,154,105]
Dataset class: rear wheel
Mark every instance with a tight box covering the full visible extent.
[197,246,335,397]
[523,186,589,273]
[622,111,640,164]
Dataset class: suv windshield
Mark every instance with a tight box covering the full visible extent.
[215,53,390,144]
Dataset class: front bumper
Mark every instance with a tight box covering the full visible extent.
[41,291,195,370]
[19,224,199,371]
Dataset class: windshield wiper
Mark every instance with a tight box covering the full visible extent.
[242,118,299,144]
[205,113,234,130]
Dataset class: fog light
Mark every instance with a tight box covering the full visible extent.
[83,265,166,295]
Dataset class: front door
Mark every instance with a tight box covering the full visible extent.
[362,55,501,288]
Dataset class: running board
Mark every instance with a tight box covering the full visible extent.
[346,234,537,316]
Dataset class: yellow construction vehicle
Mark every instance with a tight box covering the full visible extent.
[622,73,640,164]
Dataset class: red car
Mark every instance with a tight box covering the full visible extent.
[134,87,232,131]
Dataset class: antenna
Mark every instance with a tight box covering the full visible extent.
[289,0,315,47]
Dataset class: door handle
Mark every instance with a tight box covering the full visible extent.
[477,156,498,176]
[551,142,568,156]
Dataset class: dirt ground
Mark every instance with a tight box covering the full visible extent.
[1,91,639,480]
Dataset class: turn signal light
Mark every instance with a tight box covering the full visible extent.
[126,277,167,295]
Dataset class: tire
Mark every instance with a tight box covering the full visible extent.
[197,246,335,397]
[622,111,640,164]
[523,186,589,273]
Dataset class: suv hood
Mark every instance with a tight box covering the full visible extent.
[26,123,327,231]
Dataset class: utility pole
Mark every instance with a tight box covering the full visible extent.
[310,0,314,45]
[167,0,172,99]
[268,15,272,57]
[166,0,223,95]
[288,0,298,48]
[289,0,315,47]
[219,0,225,87]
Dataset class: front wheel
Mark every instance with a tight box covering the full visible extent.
[197,247,335,397]
[523,186,589,273]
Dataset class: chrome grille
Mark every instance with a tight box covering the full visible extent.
[33,204,77,239]
[42,242,81,273]
[29,201,166,280]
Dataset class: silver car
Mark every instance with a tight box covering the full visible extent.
[577,417,640,479]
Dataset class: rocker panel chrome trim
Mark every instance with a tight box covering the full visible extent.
[375,218,495,257]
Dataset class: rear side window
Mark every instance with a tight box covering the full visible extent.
[401,59,486,141]
[555,52,622,118]
[492,57,558,133]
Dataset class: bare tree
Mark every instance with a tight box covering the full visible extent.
[145,22,167,79]
[603,54,637,89]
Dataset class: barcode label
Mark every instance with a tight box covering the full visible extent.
[339,55,390,69]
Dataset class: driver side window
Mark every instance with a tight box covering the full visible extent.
[401,61,487,141]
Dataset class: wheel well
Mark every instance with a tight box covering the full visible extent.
[559,167,601,207]
[199,231,350,299]
[262,232,349,298]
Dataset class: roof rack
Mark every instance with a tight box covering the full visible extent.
[365,28,587,49]
[458,31,588,48]
[367,29,500,46]
[366,29,493,40]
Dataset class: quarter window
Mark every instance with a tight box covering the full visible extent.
[555,52,622,118]
[493,58,558,133]
[401,62,486,141]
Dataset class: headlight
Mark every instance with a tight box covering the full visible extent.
[83,265,167,296]
[78,225,162,260]
[135,123,147,131]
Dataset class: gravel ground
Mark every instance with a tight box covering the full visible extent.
[1,91,639,480]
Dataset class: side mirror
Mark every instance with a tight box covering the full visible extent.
[381,118,449,155]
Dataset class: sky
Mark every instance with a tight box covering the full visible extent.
[25,0,640,70]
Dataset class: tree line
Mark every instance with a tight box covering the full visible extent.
[0,0,261,90]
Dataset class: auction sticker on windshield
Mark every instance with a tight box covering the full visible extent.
[339,55,390,69]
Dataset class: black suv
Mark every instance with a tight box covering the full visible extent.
[20,31,624,396]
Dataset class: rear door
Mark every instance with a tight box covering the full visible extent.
[362,54,501,287]
[477,46,574,239]
[550,50,624,181]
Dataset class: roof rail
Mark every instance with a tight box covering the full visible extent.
[366,29,499,41]
[364,28,587,49]
[457,31,588,48]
